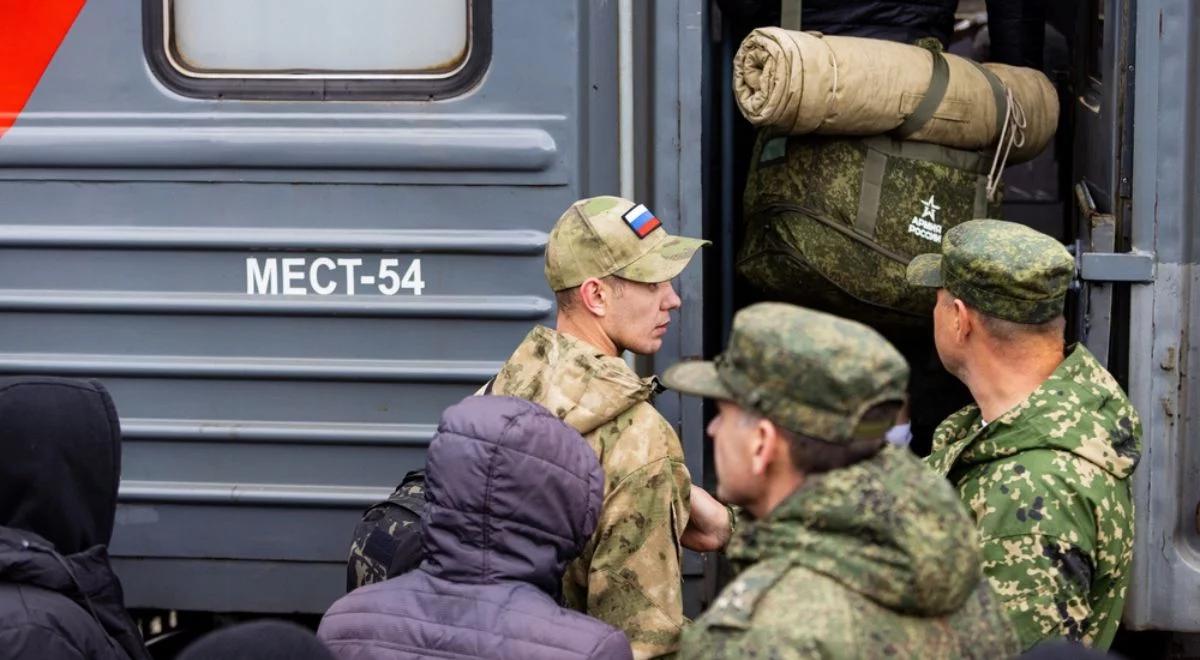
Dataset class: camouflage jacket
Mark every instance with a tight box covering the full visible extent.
[679,445,1019,660]
[926,345,1142,650]
[492,326,691,659]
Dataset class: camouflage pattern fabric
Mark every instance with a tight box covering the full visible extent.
[925,345,1142,650]
[661,303,908,443]
[346,470,426,591]
[679,445,1020,659]
[738,133,1001,329]
[545,195,709,292]
[491,325,691,659]
[907,218,1075,324]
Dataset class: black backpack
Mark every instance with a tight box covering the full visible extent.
[345,469,427,592]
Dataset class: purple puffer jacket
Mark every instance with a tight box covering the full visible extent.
[319,396,632,660]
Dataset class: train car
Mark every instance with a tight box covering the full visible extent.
[1,0,707,619]
[4,0,1200,651]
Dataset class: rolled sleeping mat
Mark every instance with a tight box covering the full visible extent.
[733,27,1059,164]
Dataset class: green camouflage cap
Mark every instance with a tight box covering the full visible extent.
[662,303,909,443]
[544,195,710,291]
[906,219,1075,324]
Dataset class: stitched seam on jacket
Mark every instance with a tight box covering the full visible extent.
[480,415,520,583]
[439,430,594,487]
[322,608,600,656]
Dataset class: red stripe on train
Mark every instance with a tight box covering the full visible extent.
[0,0,86,140]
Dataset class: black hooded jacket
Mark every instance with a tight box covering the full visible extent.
[0,378,149,660]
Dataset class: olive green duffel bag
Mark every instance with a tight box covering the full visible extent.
[738,132,1003,329]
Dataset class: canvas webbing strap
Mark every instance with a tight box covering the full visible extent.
[855,148,888,237]
[860,136,988,173]
[892,47,950,140]
[780,0,802,30]
[968,60,1009,137]
[973,169,991,216]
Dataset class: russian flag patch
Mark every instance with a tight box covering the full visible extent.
[622,204,662,239]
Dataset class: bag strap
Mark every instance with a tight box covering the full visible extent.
[892,41,950,140]
[854,148,888,237]
[967,60,1009,138]
[780,0,802,30]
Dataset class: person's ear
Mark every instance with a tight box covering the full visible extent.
[952,298,972,343]
[577,278,608,317]
[750,418,779,477]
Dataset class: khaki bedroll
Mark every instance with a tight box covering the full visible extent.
[734,28,1059,164]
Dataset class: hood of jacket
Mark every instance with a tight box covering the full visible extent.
[491,326,657,435]
[728,445,982,617]
[0,378,121,555]
[0,527,149,660]
[955,345,1141,480]
[419,396,605,597]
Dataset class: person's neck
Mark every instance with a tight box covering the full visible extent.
[555,312,619,358]
[749,471,805,521]
[962,342,1066,423]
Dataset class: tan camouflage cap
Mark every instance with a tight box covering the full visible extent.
[906,219,1075,324]
[662,303,909,443]
[544,195,710,291]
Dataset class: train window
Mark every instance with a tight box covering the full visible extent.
[144,0,491,100]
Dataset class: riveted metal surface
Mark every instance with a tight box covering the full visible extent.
[1124,0,1200,631]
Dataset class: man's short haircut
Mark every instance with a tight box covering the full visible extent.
[555,275,625,312]
[776,401,901,474]
[976,310,1066,342]
[942,293,1066,341]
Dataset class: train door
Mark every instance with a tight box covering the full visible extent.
[1117,0,1200,636]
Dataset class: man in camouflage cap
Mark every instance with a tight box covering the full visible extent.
[907,219,1142,650]
[489,195,707,659]
[665,302,1019,659]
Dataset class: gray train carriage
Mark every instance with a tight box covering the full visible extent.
[7,0,1200,646]
[0,0,706,616]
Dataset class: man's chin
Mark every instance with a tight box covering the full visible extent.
[622,340,663,357]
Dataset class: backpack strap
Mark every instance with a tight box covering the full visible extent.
[854,147,888,238]
[968,60,1010,138]
[780,0,802,30]
[892,42,950,140]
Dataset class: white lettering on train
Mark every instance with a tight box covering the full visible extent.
[245,257,426,296]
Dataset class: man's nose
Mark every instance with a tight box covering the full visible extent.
[662,282,682,310]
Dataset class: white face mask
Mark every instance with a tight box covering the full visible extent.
[884,421,913,447]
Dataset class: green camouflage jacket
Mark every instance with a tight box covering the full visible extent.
[492,326,691,659]
[679,444,1019,660]
[926,345,1142,650]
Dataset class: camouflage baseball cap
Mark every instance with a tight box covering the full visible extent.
[906,219,1075,324]
[544,195,710,291]
[662,303,909,443]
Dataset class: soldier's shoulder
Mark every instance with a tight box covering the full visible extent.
[592,401,685,475]
[684,562,853,658]
[700,561,847,630]
[964,449,1117,543]
[973,447,1123,494]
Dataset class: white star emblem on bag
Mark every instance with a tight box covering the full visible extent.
[920,195,941,221]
